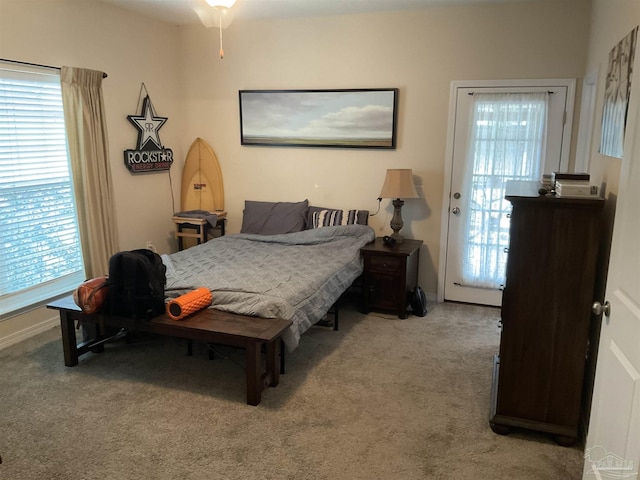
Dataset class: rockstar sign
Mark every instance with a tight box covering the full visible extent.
[124,95,174,173]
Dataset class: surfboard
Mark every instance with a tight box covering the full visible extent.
[180,137,224,212]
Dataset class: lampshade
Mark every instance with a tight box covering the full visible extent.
[379,169,419,199]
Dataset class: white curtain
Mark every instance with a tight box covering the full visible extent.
[61,67,119,278]
[458,92,548,289]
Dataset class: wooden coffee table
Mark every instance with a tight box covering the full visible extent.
[47,296,292,405]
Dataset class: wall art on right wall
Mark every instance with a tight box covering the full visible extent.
[600,25,638,159]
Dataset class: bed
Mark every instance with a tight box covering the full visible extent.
[161,200,375,351]
[45,200,373,405]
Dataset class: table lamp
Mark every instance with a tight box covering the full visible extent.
[379,168,420,243]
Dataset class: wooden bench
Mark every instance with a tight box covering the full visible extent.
[47,296,292,405]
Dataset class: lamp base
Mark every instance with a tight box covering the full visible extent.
[389,198,405,244]
[390,232,405,244]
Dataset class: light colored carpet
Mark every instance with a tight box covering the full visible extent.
[0,301,584,479]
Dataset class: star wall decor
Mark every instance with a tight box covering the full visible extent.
[124,93,174,173]
[128,95,167,150]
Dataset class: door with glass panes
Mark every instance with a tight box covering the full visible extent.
[443,82,573,306]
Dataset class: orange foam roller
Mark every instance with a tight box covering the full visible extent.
[166,287,212,321]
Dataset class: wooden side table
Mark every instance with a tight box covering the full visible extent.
[172,211,227,251]
[360,238,422,319]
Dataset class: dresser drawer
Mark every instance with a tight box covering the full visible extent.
[367,255,404,272]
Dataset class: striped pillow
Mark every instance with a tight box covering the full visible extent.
[312,209,361,228]
[342,209,361,225]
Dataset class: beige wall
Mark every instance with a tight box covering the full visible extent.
[0,1,184,255]
[0,0,183,345]
[177,0,591,296]
[0,0,591,345]
[585,0,640,196]
[581,0,640,314]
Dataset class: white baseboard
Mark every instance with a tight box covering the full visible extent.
[0,316,59,351]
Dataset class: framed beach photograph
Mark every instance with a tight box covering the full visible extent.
[239,88,398,149]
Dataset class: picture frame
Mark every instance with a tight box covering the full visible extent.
[239,88,398,149]
[600,26,638,158]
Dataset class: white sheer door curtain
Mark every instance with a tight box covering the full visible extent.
[457,92,548,290]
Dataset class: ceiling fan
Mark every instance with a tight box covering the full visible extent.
[193,0,238,59]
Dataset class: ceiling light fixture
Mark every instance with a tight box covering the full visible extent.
[205,0,236,7]
[203,0,237,59]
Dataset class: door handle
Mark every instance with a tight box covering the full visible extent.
[452,207,460,215]
[592,301,611,317]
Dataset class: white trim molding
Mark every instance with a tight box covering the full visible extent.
[0,315,59,351]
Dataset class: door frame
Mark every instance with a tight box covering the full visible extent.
[437,78,576,303]
[575,69,599,174]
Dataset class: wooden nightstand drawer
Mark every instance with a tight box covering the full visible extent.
[367,255,403,272]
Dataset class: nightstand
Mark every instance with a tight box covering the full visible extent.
[172,211,227,251]
[360,237,422,319]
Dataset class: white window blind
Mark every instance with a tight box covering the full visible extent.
[0,63,85,318]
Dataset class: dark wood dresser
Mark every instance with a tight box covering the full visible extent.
[489,181,604,445]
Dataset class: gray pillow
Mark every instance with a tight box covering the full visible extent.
[241,200,309,235]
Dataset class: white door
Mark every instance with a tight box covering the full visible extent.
[441,81,574,306]
[582,86,640,480]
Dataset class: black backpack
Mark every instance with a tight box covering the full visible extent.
[107,249,166,319]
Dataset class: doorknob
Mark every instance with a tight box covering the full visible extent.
[452,207,461,215]
[592,301,611,317]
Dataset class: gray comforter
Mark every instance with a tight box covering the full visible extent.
[161,224,375,350]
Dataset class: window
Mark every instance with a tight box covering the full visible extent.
[0,63,85,318]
